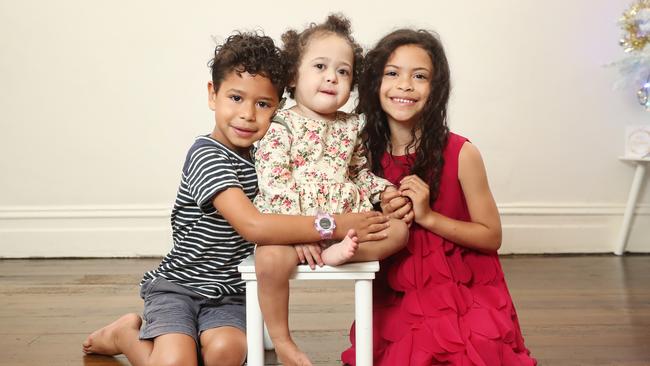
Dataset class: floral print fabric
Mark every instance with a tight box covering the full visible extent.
[253,109,391,215]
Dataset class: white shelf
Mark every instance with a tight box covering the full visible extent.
[619,156,650,162]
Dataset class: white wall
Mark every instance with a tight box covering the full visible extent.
[1,0,648,257]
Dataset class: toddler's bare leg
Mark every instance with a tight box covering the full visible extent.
[350,218,409,262]
[82,313,197,366]
[255,245,312,366]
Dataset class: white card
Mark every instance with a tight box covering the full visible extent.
[625,125,650,158]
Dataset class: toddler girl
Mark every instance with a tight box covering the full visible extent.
[253,14,409,366]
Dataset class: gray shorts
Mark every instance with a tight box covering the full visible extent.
[139,277,246,344]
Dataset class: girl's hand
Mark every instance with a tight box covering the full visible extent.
[380,187,414,226]
[294,243,323,270]
[336,211,389,242]
[399,175,432,225]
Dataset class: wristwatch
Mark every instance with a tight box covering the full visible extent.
[314,211,336,240]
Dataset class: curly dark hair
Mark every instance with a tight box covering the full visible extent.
[209,31,287,99]
[358,29,451,204]
[281,13,363,98]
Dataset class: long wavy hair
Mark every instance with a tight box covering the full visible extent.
[357,29,451,204]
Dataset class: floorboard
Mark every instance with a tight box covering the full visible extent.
[0,255,648,365]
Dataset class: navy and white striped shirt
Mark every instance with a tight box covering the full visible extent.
[142,136,256,299]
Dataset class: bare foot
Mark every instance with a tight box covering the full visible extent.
[274,339,313,366]
[82,313,142,355]
[321,229,359,266]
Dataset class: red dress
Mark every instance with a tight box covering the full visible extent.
[341,133,536,365]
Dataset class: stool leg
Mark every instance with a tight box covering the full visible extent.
[263,322,274,350]
[355,279,373,366]
[615,163,646,255]
[246,280,264,366]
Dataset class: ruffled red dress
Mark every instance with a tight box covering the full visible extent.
[341,133,536,365]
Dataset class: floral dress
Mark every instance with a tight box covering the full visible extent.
[253,109,391,215]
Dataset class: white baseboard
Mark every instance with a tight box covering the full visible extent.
[498,203,650,254]
[0,205,172,257]
[0,204,648,257]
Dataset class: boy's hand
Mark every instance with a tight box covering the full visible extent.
[336,211,389,242]
[294,244,323,270]
[381,187,414,226]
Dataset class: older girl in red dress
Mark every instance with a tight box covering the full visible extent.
[341,29,537,366]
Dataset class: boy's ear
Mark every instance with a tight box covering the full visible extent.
[207,81,217,110]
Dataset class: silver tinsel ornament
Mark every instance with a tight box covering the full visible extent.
[637,80,650,109]
[613,0,650,110]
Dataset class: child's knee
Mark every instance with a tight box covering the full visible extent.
[146,333,198,366]
[255,246,297,280]
[201,330,247,366]
[148,351,198,366]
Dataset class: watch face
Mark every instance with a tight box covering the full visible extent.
[318,217,332,230]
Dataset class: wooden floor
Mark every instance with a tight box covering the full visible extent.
[0,255,649,366]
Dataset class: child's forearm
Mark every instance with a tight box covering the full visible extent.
[214,188,315,245]
[238,211,354,245]
[242,211,382,245]
[420,210,502,253]
[243,212,315,245]
[214,187,387,246]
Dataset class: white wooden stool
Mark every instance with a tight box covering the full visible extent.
[237,254,378,366]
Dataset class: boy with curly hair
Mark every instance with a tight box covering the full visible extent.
[82,31,388,366]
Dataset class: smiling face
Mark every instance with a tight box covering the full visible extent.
[379,44,433,129]
[208,70,279,155]
[291,33,354,120]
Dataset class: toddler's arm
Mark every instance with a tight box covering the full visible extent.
[254,120,301,215]
[348,116,392,204]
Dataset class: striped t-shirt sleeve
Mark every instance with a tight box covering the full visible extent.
[185,147,242,214]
